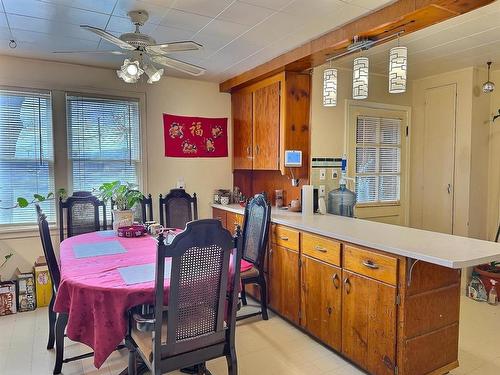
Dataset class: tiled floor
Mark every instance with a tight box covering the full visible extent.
[0,298,498,375]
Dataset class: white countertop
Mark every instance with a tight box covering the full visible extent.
[212,203,500,269]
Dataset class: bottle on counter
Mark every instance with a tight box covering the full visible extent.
[488,280,498,305]
[275,189,284,208]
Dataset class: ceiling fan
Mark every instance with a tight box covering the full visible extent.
[54,10,206,83]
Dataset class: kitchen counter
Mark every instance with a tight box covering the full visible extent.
[211,203,500,268]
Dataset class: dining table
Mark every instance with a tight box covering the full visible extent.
[53,229,251,369]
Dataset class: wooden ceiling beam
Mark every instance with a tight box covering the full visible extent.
[219,0,494,93]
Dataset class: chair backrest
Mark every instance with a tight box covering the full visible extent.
[159,189,198,229]
[241,193,271,268]
[59,191,106,241]
[111,192,154,224]
[36,204,60,291]
[153,219,241,359]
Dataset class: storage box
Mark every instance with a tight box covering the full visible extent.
[34,258,52,308]
[0,281,17,316]
[16,270,36,312]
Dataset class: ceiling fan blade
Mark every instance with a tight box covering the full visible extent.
[80,25,136,50]
[145,41,203,55]
[150,55,206,76]
[53,50,126,55]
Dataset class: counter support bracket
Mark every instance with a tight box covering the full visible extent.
[406,258,420,287]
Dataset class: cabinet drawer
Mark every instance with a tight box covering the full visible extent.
[344,245,397,285]
[272,225,299,251]
[226,212,243,233]
[301,232,341,266]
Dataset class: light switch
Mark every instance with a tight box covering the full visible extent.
[319,168,326,180]
[319,185,326,197]
[332,170,339,179]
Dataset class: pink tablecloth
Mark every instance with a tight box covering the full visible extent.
[54,230,251,368]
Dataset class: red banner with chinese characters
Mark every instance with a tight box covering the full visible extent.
[163,113,228,158]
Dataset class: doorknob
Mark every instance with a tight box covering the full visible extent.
[447,184,452,194]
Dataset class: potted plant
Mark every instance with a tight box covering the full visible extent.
[474,261,500,296]
[97,181,144,230]
[0,253,13,282]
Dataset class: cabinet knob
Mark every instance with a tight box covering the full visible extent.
[279,236,289,241]
[327,306,333,315]
[344,277,351,294]
[362,259,379,270]
[247,146,251,156]
[332,273,340,289]
[314,245,327,253]
[256,145,260,155]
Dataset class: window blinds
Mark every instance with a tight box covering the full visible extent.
[66,95,141,194]
[0,89,55,224]
[355,115,401,204]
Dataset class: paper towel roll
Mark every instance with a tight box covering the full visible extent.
[302,185,314,216]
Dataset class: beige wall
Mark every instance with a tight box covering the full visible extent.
[487,70,500,241]
[0,55,231,280]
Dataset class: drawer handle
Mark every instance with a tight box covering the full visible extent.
[279,236,289,241]
[315,245,327,253]
[362,260,379,269]
[332,273,340,289]
[247,146,251,156]
[327,306,333,315]
[344,278,351,294]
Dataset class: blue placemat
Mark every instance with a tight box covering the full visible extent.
[73,240,126,259]
[97,230,116,238]
[118,263,171,285]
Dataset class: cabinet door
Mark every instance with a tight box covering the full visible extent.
[225,212,239,234]
[232,90,253,170]
[212,208,227,229]
[301,256,342,351]
[280,246,300,324]
[267,244,282,312]
[342,270,397,375]
[253,81,280,170]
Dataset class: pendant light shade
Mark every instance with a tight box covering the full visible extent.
[482,61,495,93]
[389,46,408,93]
[323,68,337,107]
[353,57,369,100]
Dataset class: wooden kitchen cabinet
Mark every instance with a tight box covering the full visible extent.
[300,255,342,351]
[268,244,300,325]
[212,207,227,229]
[342,270,397,375]
[232,90,253,170]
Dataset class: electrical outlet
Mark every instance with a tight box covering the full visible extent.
[319,185,326,197]
[332,170,339,179]
[319,168,326,180]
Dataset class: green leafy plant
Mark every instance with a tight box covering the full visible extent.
[0,188,67,210]
[97,181,143,211]
[0,253,13,270]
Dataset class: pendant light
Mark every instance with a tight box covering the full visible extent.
[323,62,338,107]
[389,35,407,94]
[353,57,369,100]
[117,59,143,83]
[483,61,495,93]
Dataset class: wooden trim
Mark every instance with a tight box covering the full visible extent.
[426,360,459,375]
[219,0,494,92]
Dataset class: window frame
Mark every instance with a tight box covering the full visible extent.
[0,86,56,228]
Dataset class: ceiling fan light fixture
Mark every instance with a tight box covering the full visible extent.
[117,59,143,83]
[483,61,495,93]
[144,63,164,84]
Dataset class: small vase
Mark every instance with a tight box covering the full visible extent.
[112,209,134,231]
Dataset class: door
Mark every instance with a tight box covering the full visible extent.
[342,270,397,375]
[301,256,342,351]
[232,90,253,170]
[253,82,280,170]
[422,84,456,234]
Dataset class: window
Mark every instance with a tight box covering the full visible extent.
[355,115,401,204]
[66,95,141,193]
[0,89,55,225]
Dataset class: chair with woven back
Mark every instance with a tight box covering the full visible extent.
[125,219,242,375]
[59,191,106,241]
[238,193,271,321]
[159,189,198,229]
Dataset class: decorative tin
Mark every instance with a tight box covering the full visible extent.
[0,281,17,316]
[17,272,36,312]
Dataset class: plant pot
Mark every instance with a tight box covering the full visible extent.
[112,209,134,231]
[474,264,500,296]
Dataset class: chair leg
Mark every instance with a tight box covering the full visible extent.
[53,313,68,375]
[240,283,248,306]
[47,294,57,349]
[258,277,269,321]
[196,363,207,375]
[226,347,238,375]
[128,348,137,375]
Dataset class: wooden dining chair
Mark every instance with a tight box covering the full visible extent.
[238,193,271,321]
[158,189,198,229]
[112,192,154,224]
[125,219,242,375]
[36,205,95,374]
[59,191,107,241]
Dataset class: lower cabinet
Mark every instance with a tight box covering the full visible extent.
[300,255,342,351]
[268,244,300,325]
[342,270,397,375]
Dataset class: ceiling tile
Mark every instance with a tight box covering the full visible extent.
[283,0,346,18]
[218,2,275,26]
[151,24,195,44]
[238,11,300,45]
[158,9,212,32]
[341,0,394,11]
[239,0,292,11]
[171,0,234,18]
[3,0,109,28]
[106,15,158,34]
[38,0,117,15]
[194,19,250,50]
[11,29,98,50]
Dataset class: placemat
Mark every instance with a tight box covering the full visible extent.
[73,240,126,259]
[118,263,171,285]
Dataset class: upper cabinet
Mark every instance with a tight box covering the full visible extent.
[231,72,311,179]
